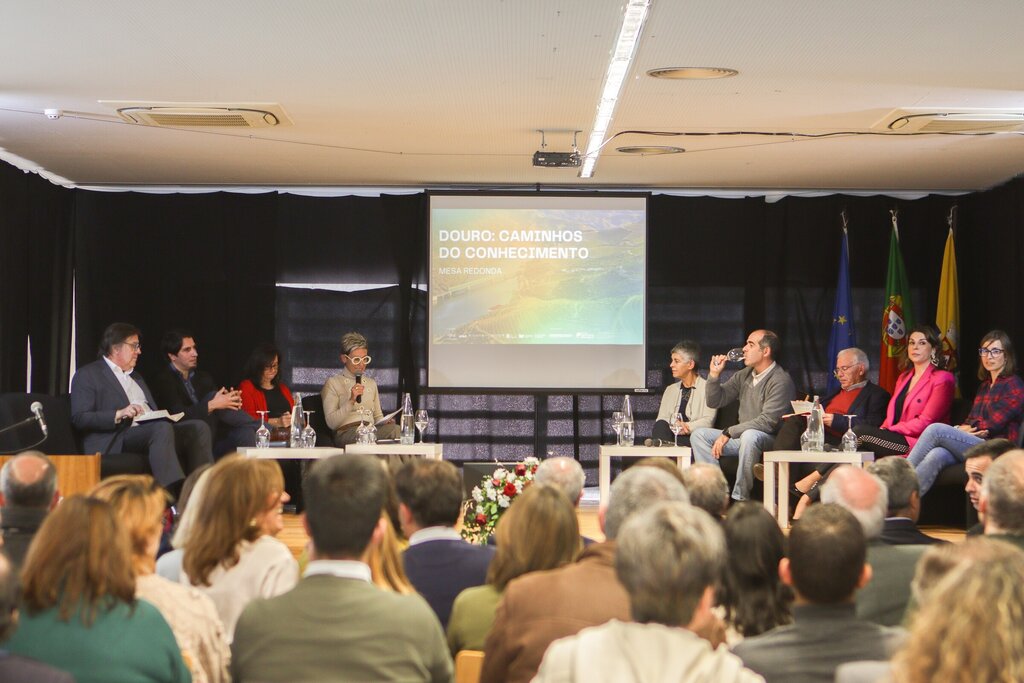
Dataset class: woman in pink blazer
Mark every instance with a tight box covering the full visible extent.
[854,325,955,456]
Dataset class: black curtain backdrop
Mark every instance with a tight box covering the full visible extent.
[2,157,1023,476]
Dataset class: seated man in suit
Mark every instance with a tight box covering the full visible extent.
[149,329,255,456]
[395,459,495,628]
[70,322,212,492]
[734,504,905,683]
[231,453,452,682]
[651,340,717,446]
[867,457,942,545]
[820,465,927,626]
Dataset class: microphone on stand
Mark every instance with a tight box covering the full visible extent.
[355,374,362,403]
[643,438,674,447]
[30,401,48,437]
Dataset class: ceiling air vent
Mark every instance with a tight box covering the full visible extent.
[99,101,291,128]
[873,108,1024,134]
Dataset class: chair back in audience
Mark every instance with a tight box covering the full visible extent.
[454,650,484,683]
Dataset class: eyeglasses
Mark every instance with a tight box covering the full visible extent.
[346,356,372,366]
[978,348,1006,358]
[121,342,141,352]
[833,363,859,378]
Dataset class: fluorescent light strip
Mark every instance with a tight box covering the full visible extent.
[580,0,652,179]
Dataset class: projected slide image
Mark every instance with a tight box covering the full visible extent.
[431,207,644,345]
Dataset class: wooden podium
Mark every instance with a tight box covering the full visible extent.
[0,453,101,498]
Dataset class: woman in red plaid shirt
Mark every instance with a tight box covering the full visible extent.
[908,329,1024,494]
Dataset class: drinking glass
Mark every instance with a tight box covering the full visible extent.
[302,410,316,448]
[842,415,858,452]
[620,419,635,447]
[611,411,624,444]
[670,412,684,447]
[256,410,270,448]
[726,348,744,362]
[415,409,428,443]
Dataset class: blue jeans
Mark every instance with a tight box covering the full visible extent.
[906,423,982,495]
[691,427,775,501]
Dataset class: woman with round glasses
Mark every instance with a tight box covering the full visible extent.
[321,331,400,445]
[239,342,295,430]
[907,329,1024,495]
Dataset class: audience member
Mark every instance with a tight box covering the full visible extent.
[652,340,717,446]
[150,329,255,456]
[907,329,1024,494]
[368,508,416,594]
[889,547,1024,683]
[980,449,1024,550]
[867,457,941,545]
[632,455,685,484]
[238,342,294,430]
[682,462,731,519]
[5,496,189,683]
[70,322,213,491]
[156,463,212,581]
[535,502,761,683]
[321,331,400,446]
[692,329,796,502]
[91,475,230,683]
[0,552,73,683]
[534,456,595,544]
[0,450,58,568]
[821,466,926,626]
[448,484,580,654]
[182,455,298,641]
[716,503,792,643]
[963,438,1015,535]
[481,467,690,683]
[395,459,495,628]
[734,504,904,683]
[231,454,452,682]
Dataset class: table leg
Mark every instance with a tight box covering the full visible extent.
[778,462,790,528]
[599,453,611,505]
[763,458,776,521]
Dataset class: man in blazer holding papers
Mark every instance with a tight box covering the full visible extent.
[70,322,212,489]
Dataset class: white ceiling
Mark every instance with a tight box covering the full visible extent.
[2,1,1024,193]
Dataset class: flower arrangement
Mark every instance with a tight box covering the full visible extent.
[461,457,540,544]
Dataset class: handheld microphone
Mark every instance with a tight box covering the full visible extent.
[643,438,673,447]
[30,401,48,437]
[355,374,362,403]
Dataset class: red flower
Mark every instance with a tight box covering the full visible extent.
[515,464,526,476]
[492,478,501,486]
[475,513,487,525]
[503,481,517,497]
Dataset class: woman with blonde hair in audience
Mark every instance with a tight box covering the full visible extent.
[183,454,299,641]
[715,502,792,643]
[5,495,190,683]
[369,512,416,594]
[890,546,1024,683]
[446,484,581,654]
[157,463,212,582]
[91,474,231,683]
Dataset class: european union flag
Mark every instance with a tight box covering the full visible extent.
[826,227,855,395]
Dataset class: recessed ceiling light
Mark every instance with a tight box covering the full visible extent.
[616,146,685,155]
[647,67,738,80]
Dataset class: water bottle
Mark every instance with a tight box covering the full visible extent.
[289,392,304,448]
[619,395,634,446]
[400,392,415,445]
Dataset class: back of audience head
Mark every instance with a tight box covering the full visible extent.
[171,465,213,549]
[980,449,1024,535]
[681,463,730,519]
[616,501,725,628]
[0,451,58,509]
[717,502,792,636]
[893,547,1024,683]
[21,495,134,625]
[867,457,919,518]
[785,504,868,605]
[0,553,16,642]
[604,466,689,541]
[820,464,888,540]
[304,453,389,560]
[632,456,685,485]
[911,537,1024,608]
[487,484,580,591]
[89,475,170,576]
[965,438,1015,462]
[534,457,586,507]
[394,459,464,532]
[183,455,285,585]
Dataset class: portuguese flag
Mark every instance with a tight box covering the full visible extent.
[880,227,914,393]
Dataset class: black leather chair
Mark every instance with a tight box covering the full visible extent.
[300,393,332,446]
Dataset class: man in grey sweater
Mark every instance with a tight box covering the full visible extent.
[691,329,795,501]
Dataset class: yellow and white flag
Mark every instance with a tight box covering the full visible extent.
[936,227,960,395]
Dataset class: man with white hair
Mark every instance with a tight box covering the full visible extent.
[681,462,730,520]
[820,465,926,626]
[482,467,692,683]
[979,449,1024,551]
[535,502,761,683]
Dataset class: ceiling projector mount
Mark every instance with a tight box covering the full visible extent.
[533,129,582,168]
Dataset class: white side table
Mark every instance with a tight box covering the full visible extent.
[238,447,345,460]
[345,443,444,461]
[598,445,692,504]
[762,450,875,528]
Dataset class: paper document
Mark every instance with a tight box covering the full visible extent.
[135,410,184,423]
[376,407,402,426]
